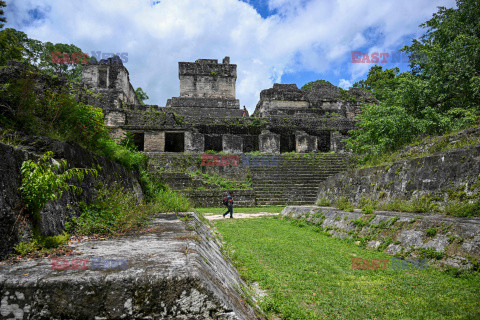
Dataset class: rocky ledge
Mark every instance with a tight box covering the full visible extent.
[0,212,261,320]
[281,206,480,269]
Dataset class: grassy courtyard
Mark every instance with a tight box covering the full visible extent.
[214,216,480,320]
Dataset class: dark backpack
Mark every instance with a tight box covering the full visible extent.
[222,196,229,206]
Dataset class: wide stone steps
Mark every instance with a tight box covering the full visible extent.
[148,153,348,206]
[250,154,347,205]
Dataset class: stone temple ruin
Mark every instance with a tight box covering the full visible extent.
[166,57,244,118]
[81,56,377,206]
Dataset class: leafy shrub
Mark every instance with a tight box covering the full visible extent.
[377,198,407,212]
[376,196,437,213]
[316,198,331,206]
[360,196,375,214]
[418,247,445,260]
[151,189,192,213]
[409,195,439,213]
[14,232,70,256]
[72,184,151,235]
[335,196,354,212]
[96,138,147,171]
[351,213,376,228]
[425,227,437,237]
[444,200,480,217]
[19,151,96,223]
[1,70,147,172]
[70,182,191,236]
[139,169,167,202]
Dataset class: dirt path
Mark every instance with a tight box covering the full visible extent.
[205,212,281,220]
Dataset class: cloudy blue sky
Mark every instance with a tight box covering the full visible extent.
[5,0,456,112]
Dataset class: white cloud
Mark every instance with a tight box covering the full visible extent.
[5,0,456,112]
[338,79,352,89]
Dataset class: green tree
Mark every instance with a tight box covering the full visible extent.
[0,28,23,65]
[402,0,480,112]
[301,79,333,91]
[0,0,6,29]
[353,66,400,102]
[0,29,87,81]
[0,28,43,65]
[346,0,480,161]
[135,87,149,105]
[39,41,87,81]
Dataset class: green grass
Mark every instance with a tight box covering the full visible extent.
[214,217,480,320]
[195,206,285,215]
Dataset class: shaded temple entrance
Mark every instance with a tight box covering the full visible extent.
[280,134,296,153]
[165,132,185,152]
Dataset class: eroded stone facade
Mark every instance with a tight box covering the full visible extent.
[83,57,376,154]
[166,57,243,118]
[82,56,140,109]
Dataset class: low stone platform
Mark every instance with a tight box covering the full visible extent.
[0,213,261,320]
[281,206,480,268]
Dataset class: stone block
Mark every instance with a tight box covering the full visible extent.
[295,132,317,153]
[104,111,126,126]
[330,131,348,153]
[259,132,280,154]
[144,131,165,152]
[222,135,243,153]
[185,132,205,153]
[178,58,237,99]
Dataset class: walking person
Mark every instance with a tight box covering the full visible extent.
[222,191,234,218]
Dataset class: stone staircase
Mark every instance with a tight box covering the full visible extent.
[250,154,347,206]
[147,153,348,207]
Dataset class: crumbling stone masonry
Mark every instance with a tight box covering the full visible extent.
[81,56,140,109]
[166,57,243,118]
[80,57,373,206]
[82,57,375,155]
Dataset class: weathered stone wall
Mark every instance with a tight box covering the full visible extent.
[144,131,165,152]
[254,82,376,119]
[178,57,236,99]
[109,113,356,154]
[316,144,480,206]
[0,137,142,259]
[222,135,244,153]
[104,110,126,126]
[281,206,480,268]
[295,131,318,153]
[81,57,140,109]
